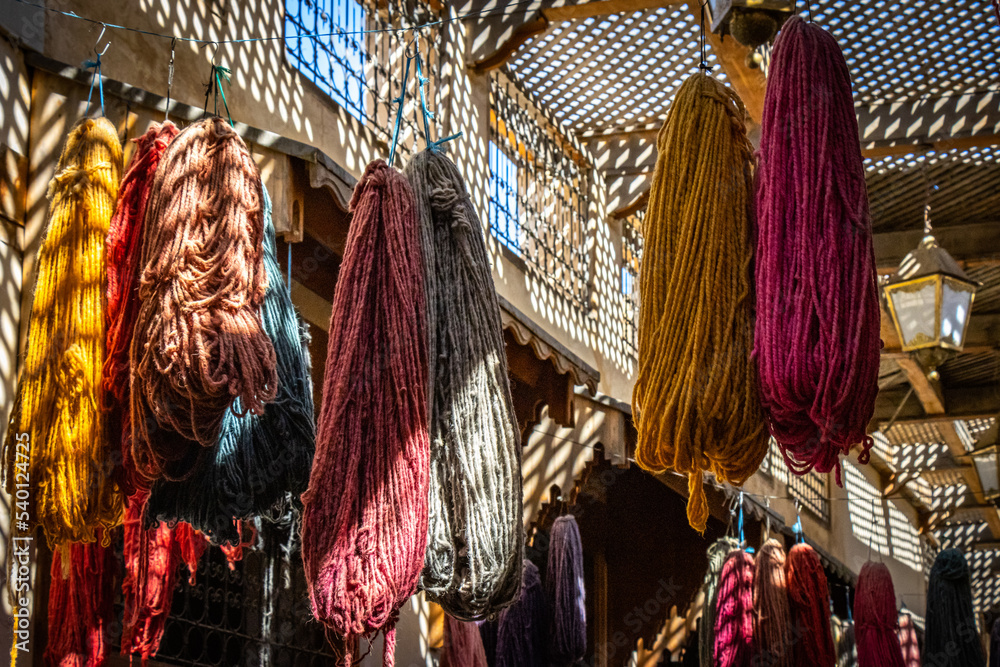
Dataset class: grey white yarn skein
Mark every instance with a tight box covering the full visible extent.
[404,148,523,620]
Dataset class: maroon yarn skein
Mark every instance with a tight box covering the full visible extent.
[754,16,880,479]
[300,160,430,667]
[715,550,755,667]
[854,562,904,667]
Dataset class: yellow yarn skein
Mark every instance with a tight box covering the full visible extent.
[631,74,768,533]
[4,118,124,548]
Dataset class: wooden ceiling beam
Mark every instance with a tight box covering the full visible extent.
[872,385,1000,425]
[862,133,1000,160]
[971,540,1000,551]
[544,0,685,22]
[873,221,1000,268]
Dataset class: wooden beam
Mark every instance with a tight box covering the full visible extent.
[895,356,946,415]
[873,221,1000,267]
[470,13,551,73]
[938,422,1000,538]
[863,133,1000,160]
[970,540,1000,551]
[611,189,649,220]
[544,0,684,22]
[872,385,1000,425]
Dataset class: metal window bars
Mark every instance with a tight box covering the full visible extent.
[620,211,643,358]
[788,468,831,525]
[489,73,591,314]
[284,0,438,159]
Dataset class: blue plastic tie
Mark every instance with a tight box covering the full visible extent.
[387,55,412,166]
[83,53,104,116]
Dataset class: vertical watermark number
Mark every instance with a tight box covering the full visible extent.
[10,431,32,654]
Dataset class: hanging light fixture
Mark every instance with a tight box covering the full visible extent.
[882,195,978,371]
[959,421,1000,501]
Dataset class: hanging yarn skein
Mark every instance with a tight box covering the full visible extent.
[545,515,586,665]
[300,160,430,667]
[714,550,755,667]
[404,148,523,620]
[146,186,315,545]
[785,544,836,667]
[496,560,549,667]
[103,120,180,498]
[122,488,207,664]
[753,539,793,667]
[3,117,123,548]
[989,618,999,667]
[130,116,277,481]
[755,15,880,476]
[924,548,986,667]
[44,532,116,667]
[897,612,920,667]
[631,72,767,532]
[854,562,904,667]
[700,537,739,667]
[441,615,489,667]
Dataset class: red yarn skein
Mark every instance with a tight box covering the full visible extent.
[854,562,904,667]
[754,16,880,478]
[785,544,836,667]
[301,160,430,667]
[715,550,755,667]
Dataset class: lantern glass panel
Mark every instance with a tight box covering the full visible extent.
[972,449,999,499]
[940,277,975,349]
[887,277,938,349]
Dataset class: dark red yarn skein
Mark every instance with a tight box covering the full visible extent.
[714,550,755,667]
[300,160,430,667]
[854,561,904,667]
[754,16,880,479]
[785,544,836,667]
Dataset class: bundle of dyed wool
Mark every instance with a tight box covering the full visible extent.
[3,118,123,547]
[833,616,858,667]
[496,560,549,667]
[404,148,522,619]
[631,72,767,532]
[441,615,489,667]
[924,548,985,667]
[44,532,116,667]
[480,619,499,667]
[854,562,904,667]
[896,612,920,667]
[146,186,314,544]
[753,539,792,667]
[545,515,586,664]
[122,489,207,663]
[990,618,999,667]
[130,116,276,481]
[754,15,880,476]
[714,550,755,667]
[699,537,739,666]
[103,120,180,498]
[785,544,835,667]
[300,160,429,666]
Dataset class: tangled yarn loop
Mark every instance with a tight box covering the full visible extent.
[404,148,522,620]
[300,160,430,667]
[755,16,880,478]
[3,117,123,549]
[130,117,277,481]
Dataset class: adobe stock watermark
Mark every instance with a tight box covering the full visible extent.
[10,431,33,654]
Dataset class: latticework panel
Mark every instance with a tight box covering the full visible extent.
[620,211,643,357]
[865,146,1000,233]
[508,6,727,132]
[812,0,999,105]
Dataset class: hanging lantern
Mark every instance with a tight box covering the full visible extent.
[707,0,796,48]
[882,234,978,369]
[961,421,1000,501]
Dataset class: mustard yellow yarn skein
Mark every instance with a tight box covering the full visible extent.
[631,74,767,533]
[4,117,124,548]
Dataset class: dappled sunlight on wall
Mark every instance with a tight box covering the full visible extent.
[845,462,892,558]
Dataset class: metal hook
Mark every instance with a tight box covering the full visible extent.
[93,24,111,56]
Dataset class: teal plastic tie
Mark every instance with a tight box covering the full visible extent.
[387,55,412,166]
[82,53,104,116]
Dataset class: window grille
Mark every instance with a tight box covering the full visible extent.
[488,74,591,313]
[620,212,642,357]
[788,468,831,524]
[285,0,435,156]
[112,519,339,666]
